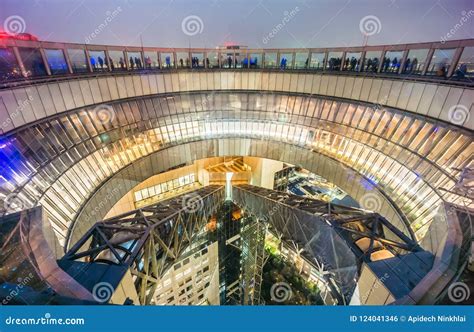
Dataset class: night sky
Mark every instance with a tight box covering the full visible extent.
[1,0,473,48]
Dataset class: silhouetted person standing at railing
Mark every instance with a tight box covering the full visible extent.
[411,58,418,73]
[373,58,379,72]
[98,56,104,69]
[206,58,210,68]
[109,57,114,70]
[129,56,134,69]
[119,57,125,69]
[383,57,390,72]
[305,58,309,68]
[392,57,398,72]
[180,58,184,67]
[403,58,411,73]
[227,56,232,68]
[165,56,171,68]
[456,63,467,78]
[350,57,357,71]
[366,58,372,72]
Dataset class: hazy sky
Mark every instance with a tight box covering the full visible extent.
[1,0,473,48]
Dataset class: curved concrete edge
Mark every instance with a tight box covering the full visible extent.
[1,207,94,301]
[393,203,472,304]
[0,71,472,135]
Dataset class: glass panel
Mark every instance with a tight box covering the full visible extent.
[248,53,262,68]
[176,52,189,68]
[234,52,243,68]
[67,49,88,73]
[160,52,174,68]
[144,51,159,69]
[326,51,343,70]
[264,52,277,68]
[89,50,107,72]
[127,51,143,70]
[310,52,325,70]
[426,48,456,76]
[45,49,68,75]
[0,47,21,80]
[403,49,428,74]
[362,51,382,72]
[191,53,204,68]
[342,52,362,71]
[454,46,474,79]
[294,52,309,69]
[206,51,220,68]
[108,50,126,71]
[279,53,293,69]
[381,50,403,73]
[18,47,47,77]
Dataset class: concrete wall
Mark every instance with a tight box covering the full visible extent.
[1,71,472,135]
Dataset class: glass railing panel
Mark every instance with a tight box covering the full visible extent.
[454,46,474,79]
[234,53,244,68]
[18,47,47,77]
[191,53,204,68]
[248,53,262,69]
[67,48,88,73]
[0,47,22,80]
[160,52,174,69]
[144,51,159,69]
[126,51,143,70]
[326,51,343,71]
[380,50,403,73]
[310,52,325,70]
[263,52,277,69]
[403,48,429,74]
[342,52,362,72]
[279,52,293,69]
[45,49,68,75]
[206,51,220,68]
[89,50,108,72]
[176,52,189,68]
[108,50,127,71]
[362,51,382,72]
[426,48,456,77]
[294,52,309,69]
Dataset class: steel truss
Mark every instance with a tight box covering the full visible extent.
[232,184,423,304]
[62,185,224,304]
